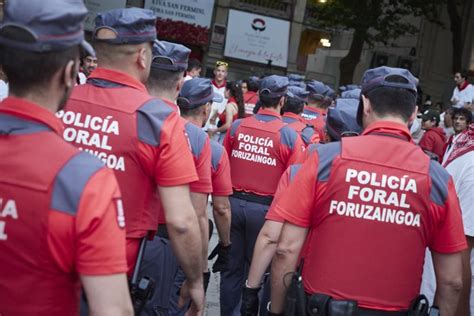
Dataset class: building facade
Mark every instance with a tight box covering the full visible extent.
[1,0,473,105]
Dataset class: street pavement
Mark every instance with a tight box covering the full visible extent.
[206,204,222,315]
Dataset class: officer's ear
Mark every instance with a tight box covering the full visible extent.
[137,42,151,70]
[176,73,185,93]
[278,96,285,107]
[407,105,418,126]
[62,59,78,89]
[361,94,372,119]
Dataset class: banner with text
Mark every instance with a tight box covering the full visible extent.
[84,0,127,32]
[144,0,215,46]
[224,10,290,68]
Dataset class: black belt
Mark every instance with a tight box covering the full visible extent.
[156,224,169,240]
[357,308,408,316]
[305,293,409,316]
[231,190,273,205]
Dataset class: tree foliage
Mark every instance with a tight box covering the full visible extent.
[307,0,442,46]
[306,0,444,84]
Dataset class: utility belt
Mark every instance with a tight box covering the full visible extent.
[283,259,437,316]
[232,190,273,206]
[129,237,155,315]
[305,293,405,316]
[300,293,437,316]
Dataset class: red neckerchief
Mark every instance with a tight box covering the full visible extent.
[443,124,474,167]
[458,80,469,91]
[212,80,226,89]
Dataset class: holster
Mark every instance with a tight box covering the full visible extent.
[306,294,356,316]
[284,260,307,316]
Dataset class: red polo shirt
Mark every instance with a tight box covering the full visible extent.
[276,121,466,311]
[0,97,127,315]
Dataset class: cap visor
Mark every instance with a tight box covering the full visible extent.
[80,40,96,58]
[356,99,363,127]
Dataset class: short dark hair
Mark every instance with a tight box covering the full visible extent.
[308,95,332,110]
[424,116,440,127]
[259,93,281,108]
[245,79,259,92]
[187,58,201,72]
[456,70,469,80]
[282,97,304,114]
[452,107,472,125]
[445,106,455,116]
[147,68,184,92]
[179,103,206,117]
[365,75,417,122]
[1,45,79,96]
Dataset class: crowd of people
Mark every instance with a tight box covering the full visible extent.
[0,2,474,316]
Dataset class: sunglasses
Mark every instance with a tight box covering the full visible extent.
[216,61,229,68]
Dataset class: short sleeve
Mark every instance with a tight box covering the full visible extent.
[212,147,233,196]
[154,110,198,186]
[279,127,307,167]
[75,168,128,275]
[275,154,319,227]
[189,137,213,194]
[429,178,468,253]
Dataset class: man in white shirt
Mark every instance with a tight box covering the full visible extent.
[204,61,228,136]
[439,107,455,138]
[422,108,473,314]
[451,70,474,108]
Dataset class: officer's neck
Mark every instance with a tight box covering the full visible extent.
[260,105,281,115]
[363,115,409,129]
[148,87,178,104]
[183,115,203,128]
[306,102,324,109]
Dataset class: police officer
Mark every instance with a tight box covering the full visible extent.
[222,75,306,315]
[287,74,306,89]
[147,41,212,279]
[58,8,204,314]
[340,87,362,101]
[282,86,322,146]
[242,95,361,316]
[170,78,231,315]
[243,76,260,115]
[140,42,210,315]
[0,1,132,315]
[302,80,332,135]
[178,77,233,273]
[270,67,466,315]
[320,95,362,144]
